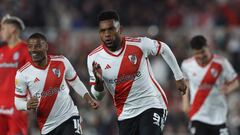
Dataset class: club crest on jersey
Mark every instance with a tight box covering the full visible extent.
[210,68,218,78]
[52,68,61,78]
[13,52,19,60]
[128,54,137,65]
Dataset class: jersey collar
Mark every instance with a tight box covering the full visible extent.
[102,37,125,57]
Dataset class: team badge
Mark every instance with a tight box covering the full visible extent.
[13,52,19,60]
[210,68,218,78]
[52,68,61,78]
[128,54,137,65]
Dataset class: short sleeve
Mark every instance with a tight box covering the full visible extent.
[141,37,161,57]
[64,57,77,81]
[222,58,238,82]
[87,55,96,85]
[15,71,28,98]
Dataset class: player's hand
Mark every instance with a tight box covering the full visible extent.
[92,61,103,82]
[27,97,39,110]
[84,93,99,109]
[92,61,104,92]
[176,78,188,95]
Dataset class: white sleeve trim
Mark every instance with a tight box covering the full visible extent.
[160,42,184,80]
[15,97,27,111]
[68,76,89,98]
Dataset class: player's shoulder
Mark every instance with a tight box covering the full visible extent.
[212,54,227,64]
[88,45,104,57]
[182,57,195,65]
[50,55,65,61]
[18,62,31,73]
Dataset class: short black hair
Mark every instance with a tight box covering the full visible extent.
[98,10,120,22]
[190,35,207,50]
[28,33,47,42]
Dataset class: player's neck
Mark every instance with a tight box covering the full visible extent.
[7,36,21,49]
[108,37,123,52]
[34,56,48,68]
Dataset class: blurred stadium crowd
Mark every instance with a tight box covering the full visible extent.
[1,0,240,135]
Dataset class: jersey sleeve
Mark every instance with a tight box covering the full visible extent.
[141,37,161,57]
[87,55,96,85]
[222,58,238,82]
[15,71,28,98]
[63,56,78,81]
[181,61,189,80]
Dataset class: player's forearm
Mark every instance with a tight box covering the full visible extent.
[68,76,89,98]
[91,86,105,100]
[15,97,28,111]
[182,90,190,113]
[160,43,183,80]
[226,79,239,94]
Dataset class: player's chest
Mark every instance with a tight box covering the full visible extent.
[0,49,21,63]
[26,67,66,96]
[96,54,143,80]
[187,64,223,86]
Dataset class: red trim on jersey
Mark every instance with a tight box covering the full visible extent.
[37,60,65,131]
[30,56,51,70]
[125,37,141,42]
[156,41,161,55]
[188,62,223,119]
[102,37,125,57]
[66,73,78,82]
[114,45,143,117]
[19,62,31,72]
[15,94,27,98]
[89,82,96,85]
[89,46,103,56]
[146,59,168,107]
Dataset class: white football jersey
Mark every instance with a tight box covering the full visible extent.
[181,55,238,125]
[87,37,168,121]
[15,55,80,134]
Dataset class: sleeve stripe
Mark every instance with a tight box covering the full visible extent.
[89,82,96,85]
[15,94,27,98]
[226,75,239,85]
[156,41,162,55]
[67,73,78,82]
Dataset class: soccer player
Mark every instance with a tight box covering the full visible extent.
[14,33,99,135]
[87,10,187,135]
[181,35,239,135]
[0,14,30,135]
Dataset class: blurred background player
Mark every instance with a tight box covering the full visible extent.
[181,35,239,135]
[15,33,99,135]
[0,14,30,135]
[87,10,187,135]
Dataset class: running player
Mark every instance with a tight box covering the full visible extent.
[87,10,187,135]
[15,33,99,135]
[181,35,239,135]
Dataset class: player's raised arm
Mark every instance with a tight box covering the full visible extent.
[87,55,106,100]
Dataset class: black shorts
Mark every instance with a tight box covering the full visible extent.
[45,116,83,135]
[189,120,229,135]
[118,108,167,135]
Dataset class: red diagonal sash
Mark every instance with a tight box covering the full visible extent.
[114,45,143,116]
[189,62,222,119]
[37,61,65,131]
